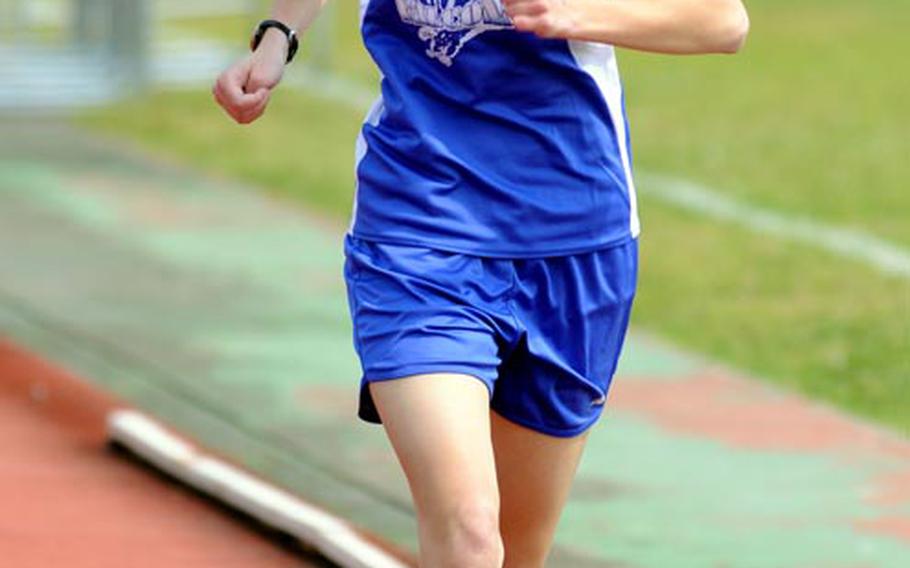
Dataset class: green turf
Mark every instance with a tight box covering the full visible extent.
[79,0,910,435]
[624,0,910,247]
[82,89,364,217]
[635,200,910,433]
[163,14,254,43]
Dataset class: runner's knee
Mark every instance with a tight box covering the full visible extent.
[429,500,504,567]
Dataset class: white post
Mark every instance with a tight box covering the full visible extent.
[109,0,150,89]
[72,0,108,47]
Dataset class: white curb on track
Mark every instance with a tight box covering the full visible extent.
[107,409,409,568]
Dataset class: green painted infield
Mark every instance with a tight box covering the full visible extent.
[2,124,908,567]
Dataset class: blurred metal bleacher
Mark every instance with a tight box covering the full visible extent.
[0,0,255,113]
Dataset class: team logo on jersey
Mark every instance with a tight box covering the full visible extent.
[395,0,513,66]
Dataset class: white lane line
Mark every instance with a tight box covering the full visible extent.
[638,173,910,279]
[108,410,409,568]
[285,71,910,280]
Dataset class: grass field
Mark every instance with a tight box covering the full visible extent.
[81,0,910,434]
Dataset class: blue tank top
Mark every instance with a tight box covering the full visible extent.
[351,0,640,257]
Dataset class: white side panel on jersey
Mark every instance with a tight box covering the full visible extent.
[567,40,641,238]
[349,94,386,234]
[349,0,382,234]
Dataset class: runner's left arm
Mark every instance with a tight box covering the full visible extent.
[502,0,750,54]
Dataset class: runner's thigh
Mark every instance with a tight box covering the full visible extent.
[491,412,589,566]
[370,373,500,524]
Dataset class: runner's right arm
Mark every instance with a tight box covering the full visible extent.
[213,0,329,125]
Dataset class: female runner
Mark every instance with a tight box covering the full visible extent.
[214,1,749,565]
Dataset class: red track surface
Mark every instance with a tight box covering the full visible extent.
[0,339,322,567]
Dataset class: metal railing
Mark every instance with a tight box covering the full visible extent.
[0,0,338,112]
[0,0,259,111]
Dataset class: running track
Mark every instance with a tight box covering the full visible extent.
[0,340,328,567]
[1,121,907,567]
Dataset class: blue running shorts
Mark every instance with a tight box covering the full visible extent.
[342,234,638,437]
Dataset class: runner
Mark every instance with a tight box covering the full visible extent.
[213,1,749,566]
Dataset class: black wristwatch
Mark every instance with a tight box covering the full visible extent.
[250,19,299,64]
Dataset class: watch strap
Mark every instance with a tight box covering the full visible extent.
[251,19,299,64]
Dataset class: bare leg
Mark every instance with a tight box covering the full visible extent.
[370,373,503,568]
[491,411,589,568]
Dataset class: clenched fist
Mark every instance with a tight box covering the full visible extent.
[502,0,579,39]
[212,31,287,125]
